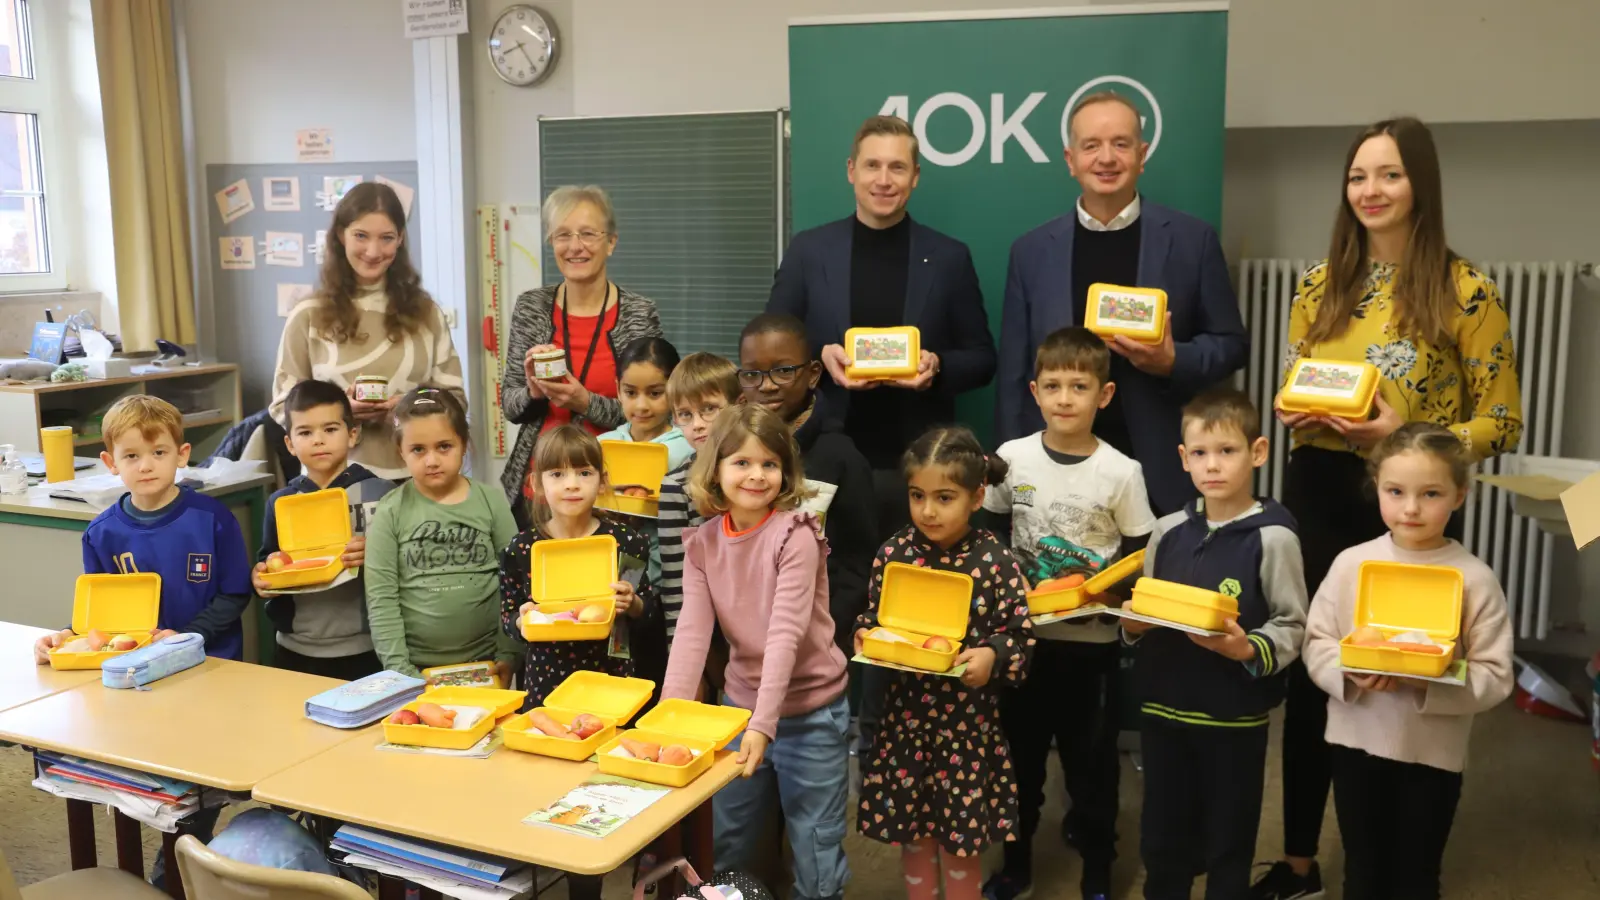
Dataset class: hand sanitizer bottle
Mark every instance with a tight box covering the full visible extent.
[0,445,26,495]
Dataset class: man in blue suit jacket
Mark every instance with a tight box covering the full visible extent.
[768,114,997,533]
[996,93,1248,516]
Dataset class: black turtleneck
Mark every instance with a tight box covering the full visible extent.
[1071,215,1142,461]
[846,215,912,468]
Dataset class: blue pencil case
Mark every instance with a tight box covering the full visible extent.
[101,633,206,689]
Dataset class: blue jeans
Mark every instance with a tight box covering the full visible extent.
[715,693,850,900]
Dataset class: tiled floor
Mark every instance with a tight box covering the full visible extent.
[1,702,1595,898]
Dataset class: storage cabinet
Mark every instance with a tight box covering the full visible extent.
[0,363,242,458]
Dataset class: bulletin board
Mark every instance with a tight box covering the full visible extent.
[205,162,422,411]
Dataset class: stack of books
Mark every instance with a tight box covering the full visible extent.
[330,825,533,900]
[305,670,426,728]
[33,752,214,832]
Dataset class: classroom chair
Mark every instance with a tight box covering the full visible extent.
[174,835,369,900]
[0,847,166,900]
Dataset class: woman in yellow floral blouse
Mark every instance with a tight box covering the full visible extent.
[1252,117,1523,900]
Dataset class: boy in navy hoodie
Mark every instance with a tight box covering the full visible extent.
[1121,388,1308,900]
[254,379,396,679]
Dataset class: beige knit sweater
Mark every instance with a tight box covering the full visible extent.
[1303,534,1514,773]
[270,285,465,480]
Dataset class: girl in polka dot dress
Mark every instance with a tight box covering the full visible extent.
[498,424,657,711]
[853,425,1035,900]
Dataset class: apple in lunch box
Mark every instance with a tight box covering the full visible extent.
[265,551,293,573]
[387,709,421,726]
[576,604,608,624]
[922,636,953,653]
[568,714,605,739]
[109,635,139,652]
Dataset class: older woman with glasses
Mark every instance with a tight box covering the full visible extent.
[500,184,663,525]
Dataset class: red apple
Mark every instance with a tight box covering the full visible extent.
[388,709,420,726]
[568,714,605,739]
[922,636,953,653]
[265,551,293,573]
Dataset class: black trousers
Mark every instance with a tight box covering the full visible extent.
[1000,639,1122,892]
[1139,717,1269,900]
[272,645,383,681]
[1331,745,1463,900]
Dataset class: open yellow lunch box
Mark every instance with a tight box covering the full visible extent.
[1278,359,1380,421]
[597,699,751,787]
[1129,577,1239,632]
[521,535,618,642]
[861,563,972,673]
[1085,283,1167,344]
[503,670,655,760]
[1027,550,1146,616]
[597,441,669,517]
[382,685,527,750]
[259,488,349,590]
[844,326,921,380]
[48,573,160,670]
[1339,561,1461,678]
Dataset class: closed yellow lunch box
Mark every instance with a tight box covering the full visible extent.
[259,488,350,590]
[1278,359,1380,421]
[1129,577,1238,632]
[503,670,656,760]
[844,326,921,380]
[597,441,669,517]
[521,535,618,642]
[1027,550,1145,616]
[861,563,972,673]
[1338,561,1461,678]
[48,573,160,670]
[1085,284,1167,344]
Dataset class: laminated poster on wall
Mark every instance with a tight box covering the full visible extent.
[262,176,301,212]
[219,236,255,270]
[296,127,334,162]
[313,230,327,265]
[277,284,314,318]
[376,175,415,218]
[318,176,363,212]
[214,178,255,224]
[265,232,305,268]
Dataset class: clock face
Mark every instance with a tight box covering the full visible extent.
[488,5,558,87]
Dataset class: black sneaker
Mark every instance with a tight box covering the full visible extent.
[981,871,1033,900]
[1249,860,1325,900]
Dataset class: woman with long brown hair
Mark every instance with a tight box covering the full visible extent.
[270,183,465,480]
[1252,117,1523,900]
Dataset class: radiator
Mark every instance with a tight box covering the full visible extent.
[1236,259,1585,640]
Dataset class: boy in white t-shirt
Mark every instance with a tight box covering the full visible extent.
[981,326,1156,900]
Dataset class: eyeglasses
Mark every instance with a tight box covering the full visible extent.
[550,230,610,248]
[737,365,805,388]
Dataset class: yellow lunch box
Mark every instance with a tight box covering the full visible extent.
[1129,577,1239,632]
[382,685,527,750]
[861,563,973,673]
[1085,284,1167,344]
[1339,561,1461,678]
[1027,550,1146,616]
[259,488,350,590]
[521,535,618,642]
[48,573,160,670]
[597,441,670,518]
[844,326,921,380]
[1278,359,1380,421]
[503,670,655,760]
[596,700,750,787]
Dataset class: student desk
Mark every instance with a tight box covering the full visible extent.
[254,731,739,893]
[0,622,100,712]
[0,657,360,898]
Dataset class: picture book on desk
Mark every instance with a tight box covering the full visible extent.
[524,774,672,839]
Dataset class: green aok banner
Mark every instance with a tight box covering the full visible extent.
[788,5,1228,435]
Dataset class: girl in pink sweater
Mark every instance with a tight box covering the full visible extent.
[1303,423,1513,900]
[661,404,850,900]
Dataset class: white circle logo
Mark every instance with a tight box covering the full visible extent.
[1061,75,1163,162]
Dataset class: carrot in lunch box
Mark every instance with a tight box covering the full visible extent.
[620,737,661,761]
[529,710,577,739]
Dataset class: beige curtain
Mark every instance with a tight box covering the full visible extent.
[91,0,196,351]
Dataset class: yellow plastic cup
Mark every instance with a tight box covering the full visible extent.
[40,426,75,483]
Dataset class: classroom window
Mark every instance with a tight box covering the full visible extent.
[0,0,57,287]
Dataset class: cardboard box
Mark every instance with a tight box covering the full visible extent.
[1476,455,1600,549]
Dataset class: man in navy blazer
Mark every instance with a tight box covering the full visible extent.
[768,114,997,532]
[996,92,1248,516]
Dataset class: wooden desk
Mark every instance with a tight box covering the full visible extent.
[0,622,100,713]
[254,732,740,876]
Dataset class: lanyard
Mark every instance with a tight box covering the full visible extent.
[558,281,613,389]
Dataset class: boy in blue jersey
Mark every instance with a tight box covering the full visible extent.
[34,394,252,662]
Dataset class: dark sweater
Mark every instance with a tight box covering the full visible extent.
[795,407,879,659]
[846,215,912,468]
[1071,217,1142,460]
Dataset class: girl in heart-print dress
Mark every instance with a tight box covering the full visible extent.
[852,425,1035,900]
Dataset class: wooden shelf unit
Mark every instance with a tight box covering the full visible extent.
[0,363,243,459]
